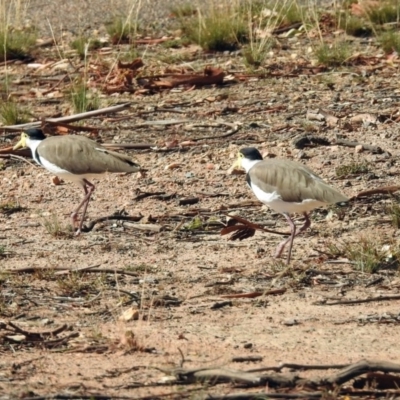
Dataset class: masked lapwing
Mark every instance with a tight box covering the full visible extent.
[13,128,141,235]
[233,147,348,264]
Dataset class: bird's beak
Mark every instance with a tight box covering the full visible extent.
[231,154,242,170]
[13,134,27,150]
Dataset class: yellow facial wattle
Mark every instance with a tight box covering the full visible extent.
[13,133,28,150]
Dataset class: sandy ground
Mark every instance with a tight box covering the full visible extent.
[1,0,400,398]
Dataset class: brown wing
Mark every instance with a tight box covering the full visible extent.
[37,136,141,174]
[248,159,348,204]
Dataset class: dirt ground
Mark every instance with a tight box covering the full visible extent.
[2,1,400,399]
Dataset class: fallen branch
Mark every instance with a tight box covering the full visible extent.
[232,356,263,363]
[138,66,225,90]
[133,190,167,201]
[220,288,287,299]
[4,266,139,277]
[351,185,400,200]
[336,138,384,154]
[81,214,143,232]
[102,143,154,150]
[167,366,298,387]
[7,322,68,337]
[315,294,400,306]
[157,360,400,397]
[189,122,240,142]
[2,103,132,131]
[321,359,400,386]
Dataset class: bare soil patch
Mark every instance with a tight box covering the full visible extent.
[2,1,400,398]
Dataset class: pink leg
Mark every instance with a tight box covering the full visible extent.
[274,213,310,264]
[70,179,95,236]
[274,213,296,264]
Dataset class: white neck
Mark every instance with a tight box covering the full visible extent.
[26,137,43,165]
[241,158,261,173]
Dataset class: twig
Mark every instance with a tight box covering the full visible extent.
[351,185,400,200]
[7,321,68,337]
[102,143,154,150]
[315,294,400,306]
[9,154,38,167]
[132,190,166,201]
[190,122,240,142]
[54,263,102,275]
[5,266,139,277]
[82,214,143,232]
[248,363,349,373]
[2,103,132,131]
[336,138,383,154]
[220,289,287,299]
[322,359,400,386]
[232,356,263,363]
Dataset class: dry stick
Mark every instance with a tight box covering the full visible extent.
[232,356,263,363]
[190,122,240,141]
[2,103,132,131]
[44,120,99,132]
[351,185,400,200]
[336,138,383,154]
[5,266,139,277]
[132,191,166,201]
[0,154,38,167]
[248,363,349,373]
[41,73,69,95]
[220,288,287,299]
[7,321,68,337]
[82,214,143,233]
[315,294,400,306]
[207,393,322,400]
[169,366,297,387]
[40,332,80,348]
[163,360,400,391]
[102,143,154,150]
[54,263,102,275]
[323,359,400,386]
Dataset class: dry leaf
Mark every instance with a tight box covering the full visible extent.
[119,307,139,322]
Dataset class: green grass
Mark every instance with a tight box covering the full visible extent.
[327,236,398,273]
[106,17,137,45]
[42,214,74,238]
[315,42,351,66]
[169,3,197,18]
[378,31,400,54]
[177,2,248,52]
[0,200,24,215]
[0,100,30,125]
[71,35,102,59]
[0,28,37,62]
[365,0,400,24]
[243,0,301,67]
[56,272,104,297]
[337,13,373,37]
[161,38,191,49]
[335,161,370,178]
[386,201,400,229]
[185,216,203,230]
[69,81,100,114]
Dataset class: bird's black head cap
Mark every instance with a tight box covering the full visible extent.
[239,147,263,161]
[24,128,46,141]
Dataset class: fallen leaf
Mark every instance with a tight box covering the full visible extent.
[119,307,139,322]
